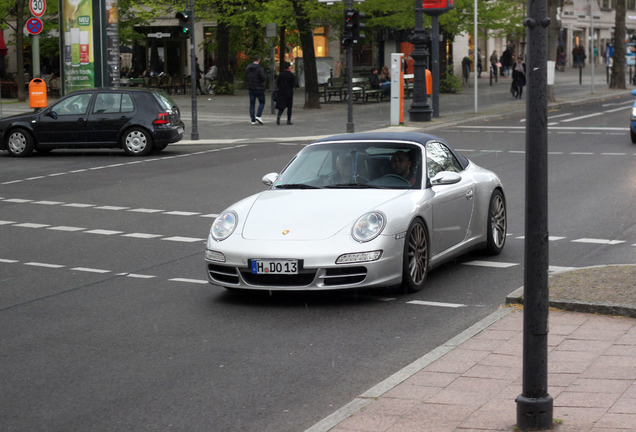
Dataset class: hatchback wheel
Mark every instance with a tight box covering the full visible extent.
[122,128,153,156]
[401,219,428,293]
[486,189,507,255]
[5,128,35,157]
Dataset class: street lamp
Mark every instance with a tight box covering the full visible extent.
[408,0,433,122]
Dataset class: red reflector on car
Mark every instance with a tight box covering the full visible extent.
[153,112,170,125]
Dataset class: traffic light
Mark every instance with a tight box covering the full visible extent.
[352,10,365,43]
[343,9,365,45]
[176,10,191,37]
[343,9,355,45]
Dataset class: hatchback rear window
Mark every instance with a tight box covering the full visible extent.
[152,91,178,110]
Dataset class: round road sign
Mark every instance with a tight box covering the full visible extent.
[26,17,44,35]
[30,0,46,18]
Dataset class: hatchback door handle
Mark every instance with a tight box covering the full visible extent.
[466,189,473,199]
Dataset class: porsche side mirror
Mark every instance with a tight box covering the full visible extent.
[430,171,461,186]
[262,172,279,186]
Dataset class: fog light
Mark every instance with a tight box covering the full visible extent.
[336,250,382,264]
[205,250,226,262]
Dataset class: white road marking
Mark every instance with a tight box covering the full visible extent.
[47,226,86,232]
[163,211,201,216]
[95,205,130,211]
[0,220,16,225]
[127,208,164,213]
[162,236,206,243]
[71,267,111,274]
[463,260,519,268]
[169,278,209,284]
[121,233,163,239]
[4,198,33,203]
[14,223,50,228]
[84,229,124,235]
[25,262,65,268]
[572,238,625,245]
[407,300,467,308]
[0,258,19,263]
[63,203,95,208]
[32,200,64,205]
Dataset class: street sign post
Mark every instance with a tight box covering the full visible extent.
[30,0,46,17]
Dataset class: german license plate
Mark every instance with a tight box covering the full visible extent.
[251,259,298,274]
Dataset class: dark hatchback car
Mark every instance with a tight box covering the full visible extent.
[0,88,184,157]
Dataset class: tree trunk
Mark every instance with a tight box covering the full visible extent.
[292,0,320,109]
[546,0,563,102]
[16,0,26,102]
[217,20,231,87]
[610,0,626,89]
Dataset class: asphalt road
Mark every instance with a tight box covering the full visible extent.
[1,97,634,431]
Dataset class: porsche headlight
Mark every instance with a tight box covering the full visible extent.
[211,211,238,241]
[352,212,386,242]
[632,107,636,119]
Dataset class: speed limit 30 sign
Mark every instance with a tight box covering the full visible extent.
[30,0,46,17]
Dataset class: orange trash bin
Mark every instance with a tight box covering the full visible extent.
[29,78,48,108]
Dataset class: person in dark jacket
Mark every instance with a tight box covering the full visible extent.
[275,62,295,125]
[246,55,267,124]
[511,56,526,99]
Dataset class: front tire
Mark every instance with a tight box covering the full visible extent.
[401,219,429,293]
[5,128,35,157]
[485,189,507,255]
[122,127,153,156]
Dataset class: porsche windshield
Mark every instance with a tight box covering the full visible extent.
[274,142,422,189]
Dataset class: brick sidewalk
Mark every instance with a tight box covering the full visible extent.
[309,309,636,432]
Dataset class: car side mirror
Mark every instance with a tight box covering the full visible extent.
[48,111,58,120]
[430,171,461,186]
[262,172,279,187]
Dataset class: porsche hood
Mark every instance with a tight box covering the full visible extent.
[240,189,405,241]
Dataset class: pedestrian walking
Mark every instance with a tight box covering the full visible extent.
[490,50,498,82]
[275,62,295,125]
[246,55,267,125]
[195,57,205,95]
[511,56,526,99]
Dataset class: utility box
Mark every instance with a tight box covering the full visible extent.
[29,78,47,108]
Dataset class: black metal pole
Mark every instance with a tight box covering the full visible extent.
[516,0,553,428]
[431,16,440,118]
[408,0,432,122]
[346,0,354,133]
[189,0,198,140]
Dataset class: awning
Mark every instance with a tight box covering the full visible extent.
[0,31,7,56]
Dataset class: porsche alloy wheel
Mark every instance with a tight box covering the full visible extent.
[402,219,428,293]
[486,189,507,255]
[6,128,35,157]
[122,128,153,156]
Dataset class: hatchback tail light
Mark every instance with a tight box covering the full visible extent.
[153,112,170,125]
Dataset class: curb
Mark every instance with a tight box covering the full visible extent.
[505,264,636,318]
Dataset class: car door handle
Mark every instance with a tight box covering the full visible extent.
[466,189,474,200]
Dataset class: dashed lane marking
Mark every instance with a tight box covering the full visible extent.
[572,238,626,245]
[407,300,467,308]
[169,278,209,284]
[71,267,111,274]
[463,260,518,268]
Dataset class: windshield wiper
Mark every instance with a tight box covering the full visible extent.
[324,183,382,189]
[275,184,321,189]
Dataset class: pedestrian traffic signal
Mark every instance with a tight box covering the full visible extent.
[176,10,191,37]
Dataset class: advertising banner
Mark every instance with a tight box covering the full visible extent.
[61,0,95,91]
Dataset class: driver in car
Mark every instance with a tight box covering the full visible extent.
[390,151,416,185]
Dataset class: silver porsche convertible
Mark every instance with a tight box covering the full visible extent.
[205,132,506,293]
